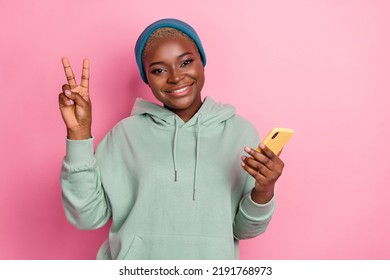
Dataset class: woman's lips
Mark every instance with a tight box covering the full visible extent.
[164,83,194,96]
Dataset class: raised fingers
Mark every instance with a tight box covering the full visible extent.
[61,57,77,88]
[80,58,90,88]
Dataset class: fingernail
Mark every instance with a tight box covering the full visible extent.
[260,143,265,149]
[65,90,71,96]
[244,146,251,153]
[241,155,246,161]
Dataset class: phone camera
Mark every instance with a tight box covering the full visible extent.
[272,132,279,139]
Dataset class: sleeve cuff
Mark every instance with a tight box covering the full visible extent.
[65,137,95,165]
[240,191,275,220]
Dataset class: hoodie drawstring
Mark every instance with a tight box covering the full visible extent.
[193,113,202,200]
[172,114,202,200]
[173,115,179,182]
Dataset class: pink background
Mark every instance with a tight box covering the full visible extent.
[1,0,389,259]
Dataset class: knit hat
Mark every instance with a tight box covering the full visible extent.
[135,18,207,84]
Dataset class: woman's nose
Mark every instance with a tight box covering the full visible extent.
[167,68,182,83]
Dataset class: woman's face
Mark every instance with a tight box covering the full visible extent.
[143,34,205,122]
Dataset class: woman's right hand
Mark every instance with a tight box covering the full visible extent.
[58,57,92,140]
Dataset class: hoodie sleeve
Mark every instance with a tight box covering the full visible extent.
[60,138,111,230]
[232,120,275,240]
[233,188,275,240]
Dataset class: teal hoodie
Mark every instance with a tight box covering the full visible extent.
[61,96,275,259]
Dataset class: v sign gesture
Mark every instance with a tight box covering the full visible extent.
[59,57,92,140]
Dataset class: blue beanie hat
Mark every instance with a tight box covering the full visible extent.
[135,18,207,84]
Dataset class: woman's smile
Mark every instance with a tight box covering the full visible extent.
[163,83,194,96]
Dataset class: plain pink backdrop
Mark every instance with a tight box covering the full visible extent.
[1,0,389,259]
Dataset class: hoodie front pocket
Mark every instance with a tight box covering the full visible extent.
[122,234,234,260]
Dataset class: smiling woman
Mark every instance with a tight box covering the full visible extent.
[58,18,285,260]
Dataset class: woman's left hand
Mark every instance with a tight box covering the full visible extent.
[241,143,285,204]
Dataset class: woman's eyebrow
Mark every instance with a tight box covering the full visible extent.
[178,51,194,58]
[149,61,164,67]
[149,52,195,67]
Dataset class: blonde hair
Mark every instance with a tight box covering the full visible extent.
[142,27,192,61]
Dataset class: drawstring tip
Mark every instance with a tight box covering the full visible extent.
[174,170,177,182]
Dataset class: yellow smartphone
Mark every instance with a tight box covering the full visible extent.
[257,127,295,155]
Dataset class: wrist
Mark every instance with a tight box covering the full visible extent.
[251,187,274,204]
[67,127,92,140]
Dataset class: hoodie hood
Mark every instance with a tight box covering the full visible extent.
[130,96,235,200]
[131,96,235,128]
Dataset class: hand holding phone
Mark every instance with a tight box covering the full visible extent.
[242,127,294,204]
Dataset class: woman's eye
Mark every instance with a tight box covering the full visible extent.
[181,59,193,67]
[152,69,164,74]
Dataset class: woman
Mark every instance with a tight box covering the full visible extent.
[59,18,285,259]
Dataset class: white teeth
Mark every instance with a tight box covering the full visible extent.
[168,86,189,93]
